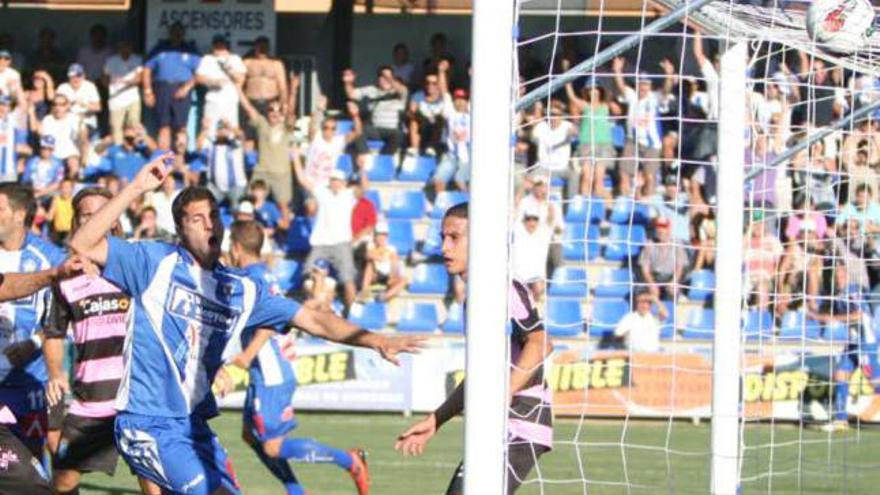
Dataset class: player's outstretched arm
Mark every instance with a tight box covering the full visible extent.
[69,153,171,266]
[231,328,274,370]
[291,306,425,365]
[396,382,464,456]
[0,255,92,302]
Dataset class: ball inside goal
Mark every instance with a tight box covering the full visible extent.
[805,0,875,54]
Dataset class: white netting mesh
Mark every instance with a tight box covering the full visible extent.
[507,0,880,493]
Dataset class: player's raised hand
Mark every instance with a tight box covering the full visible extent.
[55,254,98,280]
[212,366,235,398]
[46,374,70,407]
[376,334,427,366]
[132,152,171,192]
[395,414,437,456]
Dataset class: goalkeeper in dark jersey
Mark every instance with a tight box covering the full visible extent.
[394,203,554,494]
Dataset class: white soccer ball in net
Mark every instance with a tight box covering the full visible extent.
[806,0,876,54]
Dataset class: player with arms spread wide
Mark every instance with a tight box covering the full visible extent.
[395,203,554,494]
[69,154,423,495]
[222,220,370,495]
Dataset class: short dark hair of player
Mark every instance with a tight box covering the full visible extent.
[72,187,113,211]
[230,220,264,256]
[443,202,468,221]
[172,186,219,232]
[0,182,36,228]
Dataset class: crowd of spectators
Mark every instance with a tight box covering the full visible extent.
[2,20,880,345]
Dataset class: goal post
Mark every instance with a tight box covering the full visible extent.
[464,0,516,493]
[711,40,747,495]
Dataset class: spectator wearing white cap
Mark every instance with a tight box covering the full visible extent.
[220,199,275,257]
[293,160,369,312]
[360,221,406,303]
[516,173,564,276]
[56,63,101,132]
[512,205,553,301]
[36,93,83,177]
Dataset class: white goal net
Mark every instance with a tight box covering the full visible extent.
[497,0,880,493]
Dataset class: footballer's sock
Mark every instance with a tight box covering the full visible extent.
[250,440,304,493]
[834,380,849,422]
[280,438,354,470]
[285,482,306,495]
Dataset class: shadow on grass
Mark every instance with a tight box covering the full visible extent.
[78,482,143,495]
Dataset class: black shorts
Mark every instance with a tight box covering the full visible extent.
[47,398,64,431]
[53,414,119,475]
[445,441,550,495]
[154,82,191,130]
[0,425,51,495]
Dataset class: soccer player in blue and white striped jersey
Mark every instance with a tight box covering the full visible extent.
[69,155,422,495]
[226,220,370,495]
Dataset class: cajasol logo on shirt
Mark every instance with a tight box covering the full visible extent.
[74,294,130,319]
[166,282,242,332]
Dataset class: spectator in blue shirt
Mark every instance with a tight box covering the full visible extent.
[142,22,200,151]
[87,122,158,183]
[22,135,64,198]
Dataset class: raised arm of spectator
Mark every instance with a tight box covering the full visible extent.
[275,59,289,110]
[611,56,629,96]
[561,59,586,114]
[692,29,709,70]
[142,64,155,107]
[797,50,812,81]
[236,84,259,124]
[286,72,300,127]
[69,153,170,265]
[345,100,363,145]
[0,257,87,303]
[308,94,327,142]
[660,58,676,96]
[290,146,314,193]
[437,58,451,97]
[342,69,358,101]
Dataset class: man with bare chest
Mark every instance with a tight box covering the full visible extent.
[244,37,287,123]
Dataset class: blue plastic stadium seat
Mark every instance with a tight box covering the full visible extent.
[283,217,312,255]
[687,270,715,302]
[220,208,233,228]
[551,175,566,187]
[823,321,850,342]
[561,223,601,262]
[336,154,353,178]
[603,224,646,261]
[365,154,396,182]
[398,155,437,182]
[656,300,676,340]
[431,191,468,219]
[546,299,584,337]
[548,267,588,298]
[387,219,415,256]
[421,220,442,257]
[397,302,440,333]
[408,263,449,295]
[566,195,605,224]
[443,302,465,334]
[347,302,387,330]
[590,298,629,338]
[609,197,651,225]
[593,268,634,298]
[335,119,354,135]
[743,310,774,341]
[387,190,426,219]
[272,259,302,293]
[364,189,383,211]
[367,140,385,151]
[779,311,822,340]
[681,309,715,340]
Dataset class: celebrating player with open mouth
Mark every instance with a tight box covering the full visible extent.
[69,153,424,495]
[395,203,554,494]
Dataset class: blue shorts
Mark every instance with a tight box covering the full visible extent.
[433,156,470,185]
[154,82,191,130]
[114,413,241,495]
[836,342,879,374]
[244,382,298,442]
[0,384,47,453]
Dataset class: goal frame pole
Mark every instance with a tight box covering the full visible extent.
[711,41,746,495]
[464,0,516,493]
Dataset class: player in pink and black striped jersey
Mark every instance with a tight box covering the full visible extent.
[395,203,554,494]
[43,187,159,495]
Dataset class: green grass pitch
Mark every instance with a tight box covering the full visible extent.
[78,412,880,494]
